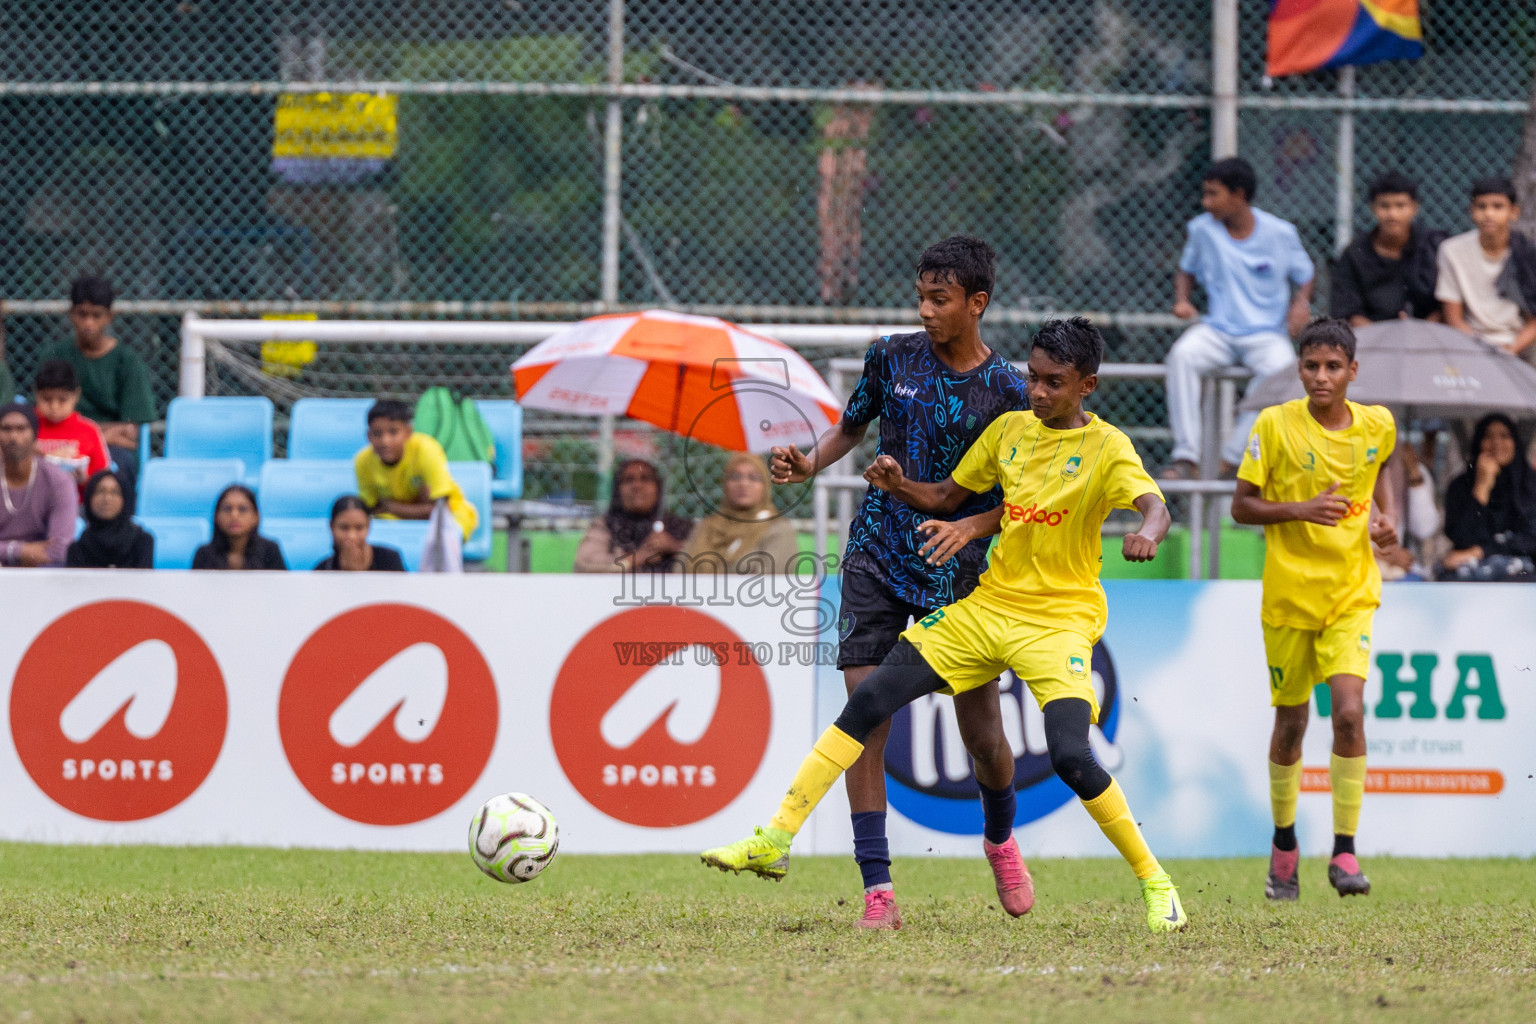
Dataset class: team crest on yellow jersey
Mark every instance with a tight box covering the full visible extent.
[1366,446,1379,463]
[1061,455,1082,479]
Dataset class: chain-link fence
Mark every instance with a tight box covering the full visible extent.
[2,0,1532,504]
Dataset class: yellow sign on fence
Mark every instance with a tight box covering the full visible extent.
[260,313,319,379]
[272,93,398,161]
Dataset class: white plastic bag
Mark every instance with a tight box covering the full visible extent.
[420,499,464,573]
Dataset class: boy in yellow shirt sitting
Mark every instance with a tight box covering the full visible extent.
[355,399,478,540]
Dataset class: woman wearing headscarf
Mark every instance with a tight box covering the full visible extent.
[66,469,153,568]
[684,453,800,573]
[192,484,288,570]
[1441,413,1536,576]
[573,458,692,572]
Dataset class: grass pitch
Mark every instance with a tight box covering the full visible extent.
[1,844,1532,1023]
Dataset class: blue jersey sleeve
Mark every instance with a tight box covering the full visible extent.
[1283,223,1315,285]
[842,342,884,427]
[1178,220,1204,278]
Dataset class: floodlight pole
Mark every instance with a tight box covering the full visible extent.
[1334,66,1357,256]
[597,0,627,494]
[1211,0,1238,158]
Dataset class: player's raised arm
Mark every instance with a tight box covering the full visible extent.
[770,419,869,485]
[1122,492,1171,562]
[1231,478,1351,527]
[915,503,1005,566]
[863,454,977,514]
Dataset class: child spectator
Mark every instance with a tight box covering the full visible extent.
[0,402,78,567]
[355,399,478,540]
[1330,172,1445,325]
[37,277,158,482]
[1440,413,1536,579]
[67,469,153,569]
[33,358,110,492]
[683,453,799,573]
[314,495,406,571]
[1164,158,1315,478]
[575,458,693,573]
[193,484,287,570]
[1436,178,1536,364]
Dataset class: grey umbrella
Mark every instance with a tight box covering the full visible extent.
[1239,319,1536,416]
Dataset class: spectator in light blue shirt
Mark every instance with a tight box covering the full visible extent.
[1164,158,1315,478]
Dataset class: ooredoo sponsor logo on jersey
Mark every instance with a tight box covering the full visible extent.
[10,601,228,821]
[550,607,771,827]
[1004,500,1071,526]
[883,641,1121,834]
[278,604,498,825]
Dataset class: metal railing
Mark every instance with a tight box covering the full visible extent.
[177,316,1254,577]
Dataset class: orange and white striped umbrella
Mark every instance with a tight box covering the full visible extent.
[512,310,841,452]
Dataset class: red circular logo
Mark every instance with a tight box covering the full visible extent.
[278,604,498,825]
[550,608,771,827]
[11,601,228,821]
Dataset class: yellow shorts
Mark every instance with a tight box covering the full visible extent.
[1262,606,1375,707]
[899,596,1100,722]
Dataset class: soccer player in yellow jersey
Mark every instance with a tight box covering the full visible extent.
[702,318,1189,934]
[1232,318,1399,900]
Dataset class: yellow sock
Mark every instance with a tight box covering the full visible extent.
[1081,780,1161,880]
[767,726,864,836]
[1330,753,1366,836]
[1269,759,1302,829]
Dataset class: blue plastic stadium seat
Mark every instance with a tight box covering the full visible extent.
[138,458,247,519]
[449,460,494,562]
[258,460,359,519]
[288,398,373,461]
[139,516,212,570]
[265,517,336,570]
[366,519,429,571]
[165,397,273,484]
[474,400,523,500]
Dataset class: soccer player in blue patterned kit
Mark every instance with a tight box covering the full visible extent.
[766,236,1032,930]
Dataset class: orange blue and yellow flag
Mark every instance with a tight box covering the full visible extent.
[1267,0,1423,78]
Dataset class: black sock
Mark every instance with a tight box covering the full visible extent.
[977,781,1016,846]
[1332,833,1355,857]
[1272,825,1297,852]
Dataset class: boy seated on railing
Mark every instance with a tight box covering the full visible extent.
[36,277,157,487]
[355,398,478,541]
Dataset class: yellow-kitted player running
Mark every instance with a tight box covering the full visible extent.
[1232,317,1399,901]
[701,317,1188,935]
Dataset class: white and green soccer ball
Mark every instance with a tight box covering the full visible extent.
[468,792,560,883]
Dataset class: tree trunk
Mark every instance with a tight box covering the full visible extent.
[1514,60,1536,241]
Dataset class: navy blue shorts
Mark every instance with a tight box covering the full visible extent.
[835,567,978,670]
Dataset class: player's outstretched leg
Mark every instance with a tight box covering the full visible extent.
[839,666,902,929]
[956,683,1033,916]
[1044,698,1186,933]
[1326,674,1370,897]
[701,640,946,883]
